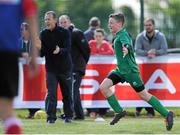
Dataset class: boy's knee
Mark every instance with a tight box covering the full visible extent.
[138,91,151,101]
[100,82,110,94]
[99,83,105,92]
[139,94,146,100]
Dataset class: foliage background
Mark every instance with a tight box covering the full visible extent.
[36,0,180,48]
[36,0,113,34]
[145,0,180,48]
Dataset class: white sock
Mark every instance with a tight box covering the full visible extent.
[3,116,22,130]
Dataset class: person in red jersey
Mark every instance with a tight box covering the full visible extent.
[89,28,114,55]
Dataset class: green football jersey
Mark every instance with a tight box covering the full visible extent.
[113,28,139,74]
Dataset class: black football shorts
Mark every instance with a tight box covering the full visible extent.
[0,51,19,99]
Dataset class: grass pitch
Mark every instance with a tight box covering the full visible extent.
[1,117,180,134]
[0,109,180,134]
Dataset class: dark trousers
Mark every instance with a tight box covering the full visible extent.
[28,108,40,116]
[45,72,73,121]
[87,108,108,116]
[72,72,84,118]
[136,107,155,115]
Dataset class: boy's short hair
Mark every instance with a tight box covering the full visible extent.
[109,12,125,25]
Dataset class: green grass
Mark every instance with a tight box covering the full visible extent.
[0,108,180,134]
[1,117,180,134]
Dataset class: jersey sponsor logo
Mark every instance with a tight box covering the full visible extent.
[132,81,138,86]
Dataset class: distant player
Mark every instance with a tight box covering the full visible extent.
[100,12,174,131]
[0,0,39,134]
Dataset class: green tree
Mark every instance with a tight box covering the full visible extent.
[36,0,113,33]
[119,5,138,40]
[36,0,54,30]
[146,0,180,48]
[61,0,113,32]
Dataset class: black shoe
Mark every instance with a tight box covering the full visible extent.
[26,115,34,119]
[165,111,174,131]
[73,116,84,120]
[47,119,55,124]
[110,110,126,125]
[147,113,153,118]
[64,118,72,124]
[135,111,140,117]
[58,114,66,120]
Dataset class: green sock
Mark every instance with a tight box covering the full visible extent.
[107,94,122,113]
[148,96,168,117]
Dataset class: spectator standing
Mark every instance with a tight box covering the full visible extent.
[0,0,39,134]
[20,22,31,59]
[100,12,173,131]
[37,11,73,124]
[84,17,101,42]
[134,18,168,117]
[59,15,90,120]
[19,22,40,119]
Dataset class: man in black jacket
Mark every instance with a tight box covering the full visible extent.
[37,11,73,124]
[59,15,90,120]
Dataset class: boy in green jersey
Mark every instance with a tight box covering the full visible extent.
[99,12,173,131]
